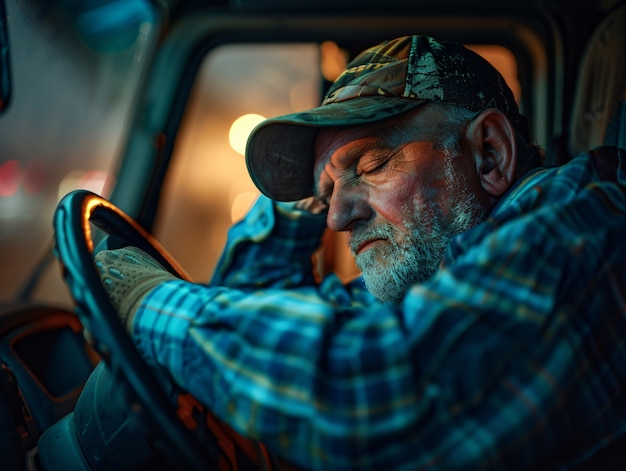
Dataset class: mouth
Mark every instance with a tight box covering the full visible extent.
[354,238,385,255]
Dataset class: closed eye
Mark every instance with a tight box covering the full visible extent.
[357,153,394,175]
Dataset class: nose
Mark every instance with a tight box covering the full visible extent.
[326,184,372,232]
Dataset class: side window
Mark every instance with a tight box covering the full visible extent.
[154,41,520,284]
[154,43,327,282]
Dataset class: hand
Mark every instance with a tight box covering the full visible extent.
[94,246,177,332]
[292,196,328,215]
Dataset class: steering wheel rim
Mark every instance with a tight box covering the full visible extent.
[53,189,213,470]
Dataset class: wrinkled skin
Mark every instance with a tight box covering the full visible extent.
[313,105,506,303]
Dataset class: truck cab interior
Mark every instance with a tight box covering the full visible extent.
[0,0,625,469]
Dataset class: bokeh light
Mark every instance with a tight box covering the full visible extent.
[0,160,21,197]
[22,160,48,194]
[320,41,347,82]
[228,113,266,156]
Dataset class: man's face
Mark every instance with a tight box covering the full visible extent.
[313,107,490,303]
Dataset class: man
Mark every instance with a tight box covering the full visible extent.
[94,36,626,469]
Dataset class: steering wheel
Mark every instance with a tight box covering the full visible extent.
[52,189,214,470]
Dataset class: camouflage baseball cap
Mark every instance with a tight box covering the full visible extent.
[246,35,529,201]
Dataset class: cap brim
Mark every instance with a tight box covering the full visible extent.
[246,96,427,201]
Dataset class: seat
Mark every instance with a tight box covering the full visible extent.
[569,3,626,155]
[566,3,626,469]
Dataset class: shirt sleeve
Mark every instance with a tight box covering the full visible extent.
[209,195,328,289]
[132,156,626,470]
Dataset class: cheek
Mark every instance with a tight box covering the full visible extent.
[369,172,442,226]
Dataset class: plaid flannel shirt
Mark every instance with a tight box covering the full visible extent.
[132,147,626,470]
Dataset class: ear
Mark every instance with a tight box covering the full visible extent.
[467,109,518,198]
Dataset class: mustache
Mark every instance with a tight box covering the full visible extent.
[348,224,394,255]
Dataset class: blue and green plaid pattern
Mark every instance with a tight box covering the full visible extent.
[132,148,626,470]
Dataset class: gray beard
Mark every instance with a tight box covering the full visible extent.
[352,222,448,304]
[350,181,486,304]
